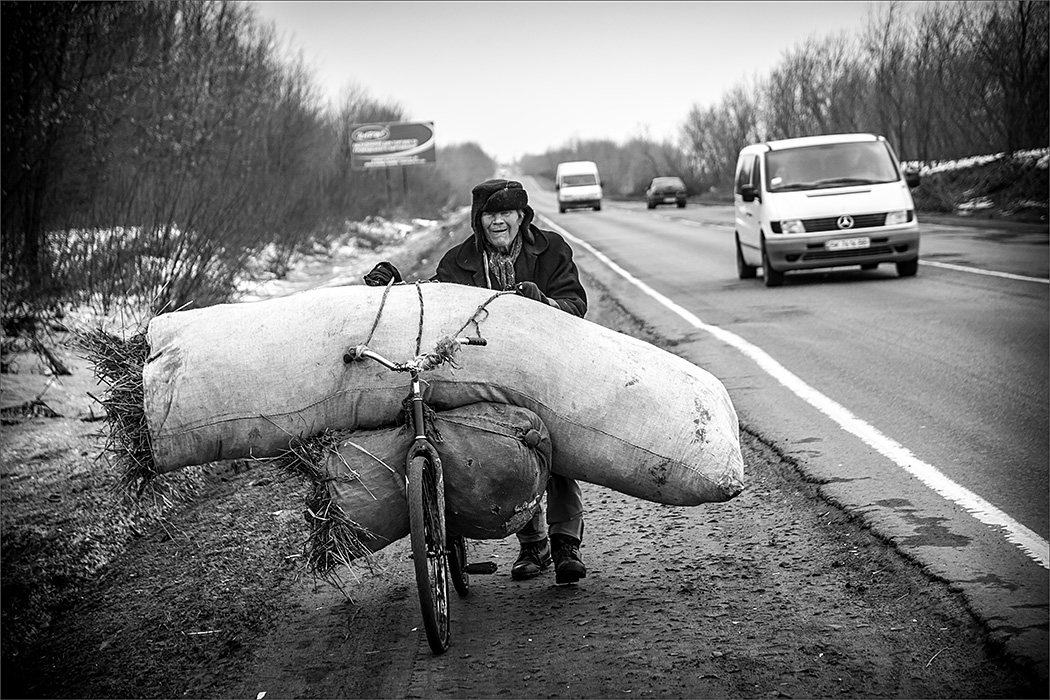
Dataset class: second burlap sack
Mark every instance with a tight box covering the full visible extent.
[325,402,551,555]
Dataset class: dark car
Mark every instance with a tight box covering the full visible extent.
[646,176,687,209]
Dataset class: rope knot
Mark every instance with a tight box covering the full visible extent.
[415,336,461,372]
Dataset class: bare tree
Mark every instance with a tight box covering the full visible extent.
[973,0,1049,153]
[3,1,365,314]
[865,1,915,153]
[682,81,760,193]
[2,1,151,310]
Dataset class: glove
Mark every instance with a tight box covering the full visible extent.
[515,281,549,304]
[363,262,402,287]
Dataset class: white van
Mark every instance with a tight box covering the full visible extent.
[733,133,921,287]
[555,161,602,213]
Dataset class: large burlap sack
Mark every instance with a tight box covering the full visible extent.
[326,402,550,554]
[144,282,743,505]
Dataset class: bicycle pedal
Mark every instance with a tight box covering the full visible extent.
[464,561,498,575]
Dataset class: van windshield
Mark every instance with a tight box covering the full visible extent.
[765,141,901,192]
[562,174,597,187]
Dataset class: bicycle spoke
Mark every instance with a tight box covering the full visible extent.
[409,452,450,654]
[423,466,448,625]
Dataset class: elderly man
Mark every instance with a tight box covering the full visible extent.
[364,178,588,584]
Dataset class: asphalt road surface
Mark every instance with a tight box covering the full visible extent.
[526,178,1048,678]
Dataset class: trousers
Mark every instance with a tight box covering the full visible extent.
[515,474,585,543]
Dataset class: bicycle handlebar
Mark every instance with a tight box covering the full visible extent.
[343,336,486,369]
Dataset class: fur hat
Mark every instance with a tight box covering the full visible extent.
[470,179,535,245]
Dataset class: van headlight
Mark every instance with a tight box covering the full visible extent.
[885,210,911,225]
[780,219,805,234]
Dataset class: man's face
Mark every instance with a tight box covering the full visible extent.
[481,209,522,251]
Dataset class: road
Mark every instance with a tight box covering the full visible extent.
[145,193,1045,698]
[525,176,1049,672]
[8,188,1048,699]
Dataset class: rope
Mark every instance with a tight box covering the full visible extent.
[353,283,512,367]
[454,290,513,338]
[415,281,425,356]
[408,284,509,372]
[363,278,396,347]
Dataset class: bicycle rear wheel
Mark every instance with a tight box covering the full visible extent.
[447,535,470,597]
[407,451,450,654]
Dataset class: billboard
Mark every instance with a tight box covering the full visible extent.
[349,121,436,170]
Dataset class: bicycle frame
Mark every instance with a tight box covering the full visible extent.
[344,336,485,654]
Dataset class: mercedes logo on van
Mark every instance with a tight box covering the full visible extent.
[837,215,855,230]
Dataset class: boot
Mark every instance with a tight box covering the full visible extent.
[551,534,586,584]
[511,538,552,580]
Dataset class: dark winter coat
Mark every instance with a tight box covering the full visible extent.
[432,222,588,318]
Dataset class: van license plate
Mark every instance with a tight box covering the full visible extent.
[826,237,870,251]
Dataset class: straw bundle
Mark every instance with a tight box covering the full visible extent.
[263,428,381,578]
[79,325,382,580]
[76,328,154,496]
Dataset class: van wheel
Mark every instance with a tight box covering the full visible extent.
[647,202,655,210]
[897,258,919,277]
[677,202,685,209]
[558,205,565,213]
[736,235,757,279]
[594,203,601,211]
[762,245,784,287]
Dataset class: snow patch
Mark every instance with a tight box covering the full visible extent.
[234,216,436,303]
[906,147,1050,175]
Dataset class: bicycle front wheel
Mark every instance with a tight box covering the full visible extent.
[408,452,450,654]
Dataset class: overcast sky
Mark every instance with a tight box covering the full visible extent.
[250,1,878,163]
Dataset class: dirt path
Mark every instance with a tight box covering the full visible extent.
[220,428,1038,700]
[3,217,1044,698]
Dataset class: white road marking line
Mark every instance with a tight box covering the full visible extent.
[920,260,1049,284]
[541,213,1050,569]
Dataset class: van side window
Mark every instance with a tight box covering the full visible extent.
[735,155,760,193]
[735,156,753,194]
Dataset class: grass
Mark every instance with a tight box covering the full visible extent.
[0,215,462,670]
[911,150,1049,221]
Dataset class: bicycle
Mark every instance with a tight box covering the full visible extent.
[343,335,486,654]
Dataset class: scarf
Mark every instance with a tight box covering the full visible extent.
[483,233,523,291]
